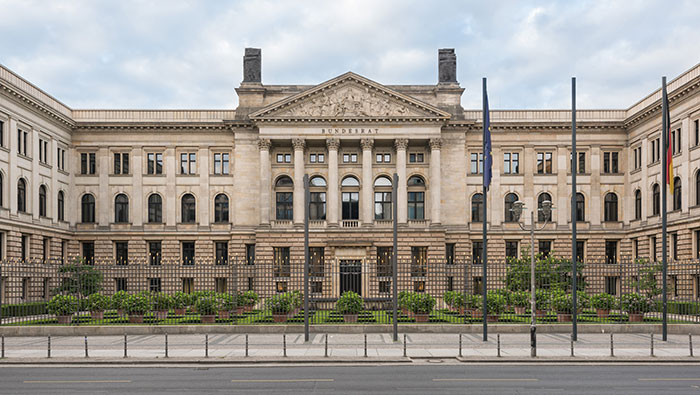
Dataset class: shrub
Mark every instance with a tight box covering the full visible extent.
[534,289,550,311]
[190,291,216,305]
[443,291,456,309]
[336,291,363,314]
[510,291,530,307]
[621,293,651,313]
[124,294,151,315]
[289,290,303,308]
[52,262,103,297]
[47,294,79,316]
[551,293,574,314]
[493,288,512,305]
[216,293,237,311]
[172,292,191,309]
[409,293,436,314]
[240,291,259,307]
[266,293,294,314]
[486,291,507,315]
[591,293,617,310]
[464,294,481,309]
[398,291,411,310]
[194,296,219,315]
[111,290,130,310]
[151,292,173,311]
[1,302,47,318]
[86,293,110,312]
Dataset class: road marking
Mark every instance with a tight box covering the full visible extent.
[433,378,539,382]
[638,378,700,381]
[231,379,334,383]
[24,380,132,384]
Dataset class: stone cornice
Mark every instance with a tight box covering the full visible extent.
[73,122,233,133]
[0,81,75,128]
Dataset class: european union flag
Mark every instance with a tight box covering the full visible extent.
[483,80,493,190]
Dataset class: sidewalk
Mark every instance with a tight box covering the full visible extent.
[0,333,697,363]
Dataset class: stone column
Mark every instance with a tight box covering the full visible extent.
[293,138,306,224]
[395,139,409,224]
[361,138,374,225]
[326,138,340,226]
[429,138,442,224]
[258,138,271,224]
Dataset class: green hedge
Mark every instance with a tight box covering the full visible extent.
[1,302,48,318]
[662,301,700,315]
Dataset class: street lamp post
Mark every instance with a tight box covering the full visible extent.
[510,199,553,358]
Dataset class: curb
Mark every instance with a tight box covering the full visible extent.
[0,356,412,365]
[1,324,699,336]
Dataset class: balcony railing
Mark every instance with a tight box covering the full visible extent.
[341,220,359,228]
[272,220,293,228]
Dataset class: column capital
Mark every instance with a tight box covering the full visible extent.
[326,137,340,151]
[292,138,306,151]
[429,138,443,150]
[360,138,374,151]
[257,138,271,151]
[394,138,409,150]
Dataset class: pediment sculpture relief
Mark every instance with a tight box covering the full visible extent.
[278,85,417,117]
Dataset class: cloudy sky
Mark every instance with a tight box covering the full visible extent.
[1,0,699,110]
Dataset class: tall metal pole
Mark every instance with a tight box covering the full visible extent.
[482,77,488,341]
[530,211,536,357]
[661,77,668,341]
[392,173,399,342]
[571,77,578,341]
[303,174,310,342]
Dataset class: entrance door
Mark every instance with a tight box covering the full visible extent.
[339,260,362,296]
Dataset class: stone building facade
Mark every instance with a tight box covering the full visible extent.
[1,48,700,299]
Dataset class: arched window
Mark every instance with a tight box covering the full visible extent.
[57,191,64,221]
[407,176,425,220]
[673,176,681,211]
[374,176,392,220]
[575,193,585,222]
[604,192,618,222]
[214,193,229,223]
[81,194,95,223]
[38,185,47,217]
[114,194,129,223]
[504,193,518,222]
[471,193,483,222]
[341,176,360,220]
[652,183,660,216]
[537,192,552,222]
[275,176,293,220]
[181,193,196,223]
[309,176,326,221]
[17,178,26,213]
[148,194,162,223]
[634,189,642,220]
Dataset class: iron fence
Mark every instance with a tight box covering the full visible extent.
[0,255,698,326]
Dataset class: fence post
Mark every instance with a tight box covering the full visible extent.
[403,334,407,357]
[610,333,614,357]
[245,334,249,357]
[84,335,88,358]
[650,333,654,357]
[165,333,168,358]
[458,333,462,358]
[1,334,4,358]
[690,334,693,357]
[325,333,328,358]
[47,335,51,358]
[497,334,501,357]
[364,334,367,357]
[283,334,287,357]
[205,334,209,358]
[303,174,310,342]
[0,264,3,325]
[124,334,127,358]
[570,333,575,357]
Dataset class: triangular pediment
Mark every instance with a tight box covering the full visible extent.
[249,72,451,121]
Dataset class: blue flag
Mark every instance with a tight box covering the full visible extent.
[483,86,493,190]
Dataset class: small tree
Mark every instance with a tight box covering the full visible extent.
[52,259,103,297]
[628,258,662,301]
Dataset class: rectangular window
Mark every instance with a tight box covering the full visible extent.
[536,152,552,174]
[115,278,127,292]
[578,152,585,174]
[407,192,424,220]
[115,241,128,265]
[651,138,660,163]
[273,247,291,277]
[379,281,391,294]
[215,241,228,265]
[409,153,424,163]
[445,243,455,265]
[180,152,197,174]
[605,240,618,264]
[633,238,639,260]
[276,282,288,293]
[696,230,700,260]
[21,234,29,262]
[246,244,255,266]
[447,276,454,292]
[60,240,66,264]
[472,241,483,265]
[605,276,619,295]
[113,152,129,174]
[82,241,94,265]
[276,153,291,163]
[248,277,254,291]
[576,240,585,263]
[213,153,229,175]
[38,138,49,163]
[17,129,28,156]
[182,278,194,293]
[470,153,484,174]
[377,247,393,277]
[538,240,552,257]
[411,246,427,277]
[182,241,195,266]
[603,152,619,173]
[149,278,162,293]
[651,236,657,262]
[215,278,227,293]
[147,153,163,174]
[633,146,642,170]
[42,237,49,263]
[309,247,324,277]
[310,191,327,220]
[80,153,96,175]
[342,153,358,163]
[376,153,391,163]
[309,153,325,163]
[505,240,518,259]
[671,233,678,261]
[695,120,699,147]
[0,120,4,147]
[149,241,162,266]
[503,152,519,174]
[473,277,483,295]
[672,127,681,155]
[57,147,66,171]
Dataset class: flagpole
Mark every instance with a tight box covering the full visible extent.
[571,77,578,341]
[481,77,488,342]
[661,76,668,341]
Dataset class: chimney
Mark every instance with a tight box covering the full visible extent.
[242,48,262,83]
[438,48,457,84]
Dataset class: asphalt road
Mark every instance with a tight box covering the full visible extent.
[2,364,700,394]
